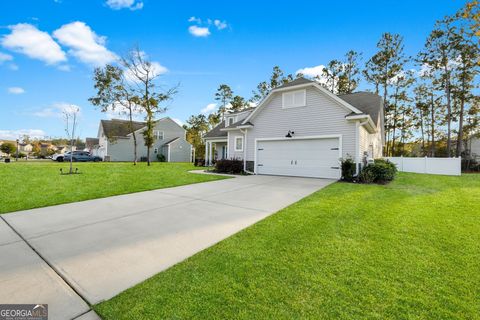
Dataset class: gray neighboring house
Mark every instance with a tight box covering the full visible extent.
[203,77,384,179]
[88,117,193,162]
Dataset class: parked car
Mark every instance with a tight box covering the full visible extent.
[63,151,102,162]
[52,153,66,162]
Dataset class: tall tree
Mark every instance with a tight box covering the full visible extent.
[121,47,177,166]
[185,114,210,159]
[230,95,247,112]
[251,66,293,102]
[452,26,479,156]
[413,84,431,155]
[89,64,141,164]
[63,106,80,174]
[388,70,415,156]
[322,59,343,93]
[338,50,362,94]
[214,84,233,119]
[460,0,480,46]
[365,33,407,146]
[418,17,461,156]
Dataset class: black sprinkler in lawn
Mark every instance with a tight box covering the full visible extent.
[60,168,81,175]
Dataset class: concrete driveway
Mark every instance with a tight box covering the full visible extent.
[0,174,334,319]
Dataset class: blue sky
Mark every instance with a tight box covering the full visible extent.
[0,0,467,140]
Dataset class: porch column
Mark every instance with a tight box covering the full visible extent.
[205,142,208,166]
[208,142,213,166]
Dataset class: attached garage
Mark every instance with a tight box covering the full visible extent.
[255,136,342,179]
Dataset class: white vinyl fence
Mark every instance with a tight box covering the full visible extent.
[386,157,461,176]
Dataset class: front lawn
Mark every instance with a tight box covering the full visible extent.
[95,173,480,319]
[0,162,226,214]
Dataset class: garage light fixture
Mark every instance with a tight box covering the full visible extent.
[285,130,295,138]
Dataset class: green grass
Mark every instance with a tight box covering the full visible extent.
[95,173,480,320]
[0,162,226,214]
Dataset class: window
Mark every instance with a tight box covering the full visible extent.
[154,148,158,154]
[228,117,235,126]
[235,136,243,151]
[154,130,164,140]
[282,89,306,108]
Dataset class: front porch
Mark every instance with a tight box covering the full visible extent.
[205,139,228,166]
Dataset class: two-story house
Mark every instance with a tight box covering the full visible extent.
[90,117,193,162]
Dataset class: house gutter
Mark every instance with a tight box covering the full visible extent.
[355,119,370,175]
[240,129,254,174]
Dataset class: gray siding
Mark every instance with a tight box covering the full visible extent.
[168,139,192,162]
[227,131,245,159]
[245,87,357,161]
[105,117,192,162]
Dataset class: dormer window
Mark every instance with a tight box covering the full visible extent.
[228,117,235,126]
[282,89,306,109]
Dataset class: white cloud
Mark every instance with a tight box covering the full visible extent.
[53,21,117,66]
[188,16,201,24]
[296,65,326,78]
[31,102,81,118]
[106,0,143,10]
[201,103,217,114]
[214,19,228,30]
[1,23,67,65]
[0,129,47,140]
[8,87,25,94]
[296,64,333,88]
[0,52,13,63]
[188,25,210,37]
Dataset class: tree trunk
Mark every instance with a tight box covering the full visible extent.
[444,62,452,156]
[420,108,425,155]
[391,87,399,156]
[456,92,465,157]
[430,93,436,157]
[128,106,138,165]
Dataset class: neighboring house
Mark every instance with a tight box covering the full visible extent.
[90,117,192,162]
[465,135,480,160]
[85,138,100,156]
[19,143,33,154]
[203,77,384,179]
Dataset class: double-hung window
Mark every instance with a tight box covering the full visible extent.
[235,136,243,151]
[154,130,164,140]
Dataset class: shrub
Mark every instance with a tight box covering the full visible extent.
[359,168,375,184]
[360,159,397,184]
[340,158,356,182]
[214,159,243,174]
[157,154,166,162]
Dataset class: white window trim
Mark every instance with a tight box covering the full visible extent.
[234,136,244,152]
[228,117,235,126]
[282,89,306,109]
[154,130,164,140]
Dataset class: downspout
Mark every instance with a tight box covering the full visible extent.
[355,119,370,175]
[240,129,254,174]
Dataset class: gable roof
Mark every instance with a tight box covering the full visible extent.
[275,77,314,89]
[203,121,228,139]
[339,92,383,126]
[85,137,99,148]
[101,119,146,138]
[163,137,180,145]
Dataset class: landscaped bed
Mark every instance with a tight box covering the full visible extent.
[95,173,480,319]
[0,162,227,214]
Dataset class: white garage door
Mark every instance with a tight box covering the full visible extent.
[256,138,341,179]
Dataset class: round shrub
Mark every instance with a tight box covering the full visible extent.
[361,159,397,184]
